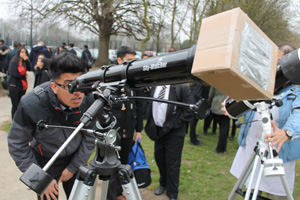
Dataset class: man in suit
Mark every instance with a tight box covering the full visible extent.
[145,84,194,200]
[107,46,144,200]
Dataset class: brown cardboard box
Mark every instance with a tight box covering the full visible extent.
[192,7,277,100]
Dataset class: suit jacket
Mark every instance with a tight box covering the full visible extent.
[145,84,194,141]
[110,88,144,139]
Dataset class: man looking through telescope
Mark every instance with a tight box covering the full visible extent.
[7,53,97,200]
[228,44,300,199]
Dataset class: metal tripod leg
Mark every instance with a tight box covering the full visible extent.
[280,176,293,200]
[68,168,97,200]
[118,165,142,200]
[100,180,109,200]
[228,151,256,200]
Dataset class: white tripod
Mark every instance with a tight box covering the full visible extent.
[228,102,294,200]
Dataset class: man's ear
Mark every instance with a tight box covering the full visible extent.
[117,57,123,65]
[50,82,58,95]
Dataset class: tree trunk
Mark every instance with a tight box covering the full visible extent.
[94,33,110,67]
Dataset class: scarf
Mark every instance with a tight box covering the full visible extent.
[17,60,28,90]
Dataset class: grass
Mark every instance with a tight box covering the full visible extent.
[2,119,300,199]
[140,120,300,200]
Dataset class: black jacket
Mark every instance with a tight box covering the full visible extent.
[8,59,31,90]
[110,88,144,139]
[145,84,194,140]
[7,82,97,173]
[29,46,52,71]
[6,48,18,71]
[33,67,50,87]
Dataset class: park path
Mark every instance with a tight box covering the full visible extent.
[0,72,168,200]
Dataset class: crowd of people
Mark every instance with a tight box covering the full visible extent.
[1,37,300,200]
[0,40,94,119]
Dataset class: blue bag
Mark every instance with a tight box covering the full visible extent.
[128,138,151,188]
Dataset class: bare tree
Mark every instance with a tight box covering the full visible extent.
[13,0,151,66]
[182,0,211,47]
[169,0,189,48]
[114,0,152,54]
[205,0,292,44]
[149,0,170,52]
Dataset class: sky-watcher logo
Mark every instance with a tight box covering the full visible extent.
[142,57,167,71]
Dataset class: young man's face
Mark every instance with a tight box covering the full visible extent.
[50,72,84,108]
[117,53,135,64]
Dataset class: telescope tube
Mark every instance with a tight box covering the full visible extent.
[70,45,202,92]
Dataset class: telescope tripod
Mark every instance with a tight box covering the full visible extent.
[69,136,142,200]
[228,102,293,200]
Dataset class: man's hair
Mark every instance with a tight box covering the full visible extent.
[69,43,75,48]
[84,45,88,49]
[49,52,87,80]
[37,40,45,46]
[13,42,20,48]
[117,46,136,60]
[62,42,66,46]
[278,43,296,56]
[0,39,4,44]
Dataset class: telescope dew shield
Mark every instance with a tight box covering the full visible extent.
[280,48,300,85]
[20,163,53,196]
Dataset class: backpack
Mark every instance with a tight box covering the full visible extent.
[127,138,151,188]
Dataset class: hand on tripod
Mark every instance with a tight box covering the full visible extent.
[40,180,59,200]
[265,121,289,153]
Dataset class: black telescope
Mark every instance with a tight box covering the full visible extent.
[68,45,203,93]
[225,48,300,119]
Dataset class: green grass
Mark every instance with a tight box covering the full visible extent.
[0,122,11,132]
[140,120,300,200]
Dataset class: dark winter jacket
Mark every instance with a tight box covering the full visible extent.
[7,82,97,173]
[29,46,52,71]
[8,59,31,90]
[33,67,50,87]
[110,88,144,139]
[6,48,18,71]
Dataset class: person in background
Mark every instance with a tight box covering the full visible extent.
[59,45,68,54]
[8,53,97,200]
[145,83,194,200]
[54,47,60,56]
[106,46,144,200]
[142,53,149,59]
[68,43,77,55]
[0,40,9,73]
[168,47,176,53]
[33,54,51,87]
[29,40,52,71]
[7,47,31,119]
[6,42,21,72]
[189,81,204,146]
[81,45,93,71]
[207,87,230,154]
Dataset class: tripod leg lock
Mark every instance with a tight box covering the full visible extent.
[77,166,97,186]
[118,165,133,185]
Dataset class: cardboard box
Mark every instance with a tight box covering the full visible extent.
[191,7,277,100]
